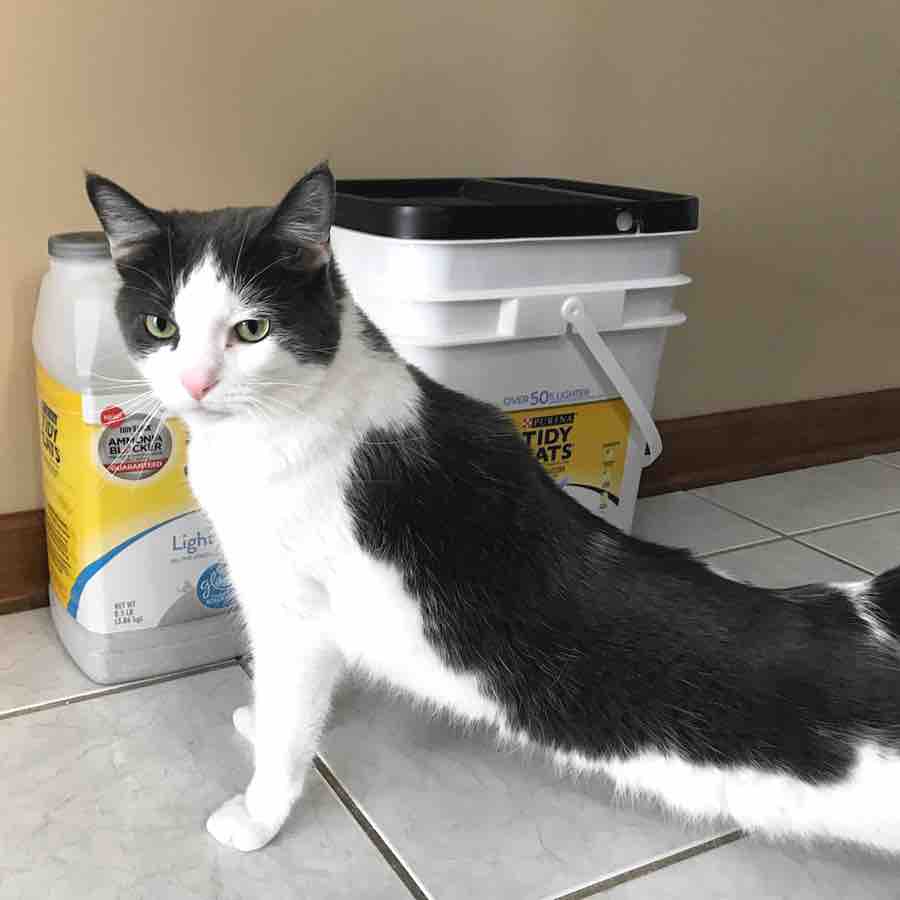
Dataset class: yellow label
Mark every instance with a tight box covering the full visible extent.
[35,363,204,626]
[508,399,631,509]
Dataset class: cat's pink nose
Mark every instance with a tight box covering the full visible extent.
[181,369,219,402]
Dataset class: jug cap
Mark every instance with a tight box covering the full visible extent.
[48,231,111,260]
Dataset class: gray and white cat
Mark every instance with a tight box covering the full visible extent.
[88,164,900,855]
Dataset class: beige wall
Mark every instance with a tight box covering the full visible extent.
[2,1,898,513]
[571,2,900,424]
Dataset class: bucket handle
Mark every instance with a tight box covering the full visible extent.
[561,296,662,467]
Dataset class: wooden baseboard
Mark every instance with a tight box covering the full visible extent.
[0,510,48,614]
[2,389,900,614]
[640,387,900,496]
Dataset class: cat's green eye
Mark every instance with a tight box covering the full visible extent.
[144,314,177,340]
[234,319,271,343]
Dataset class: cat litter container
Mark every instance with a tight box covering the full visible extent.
[332,177,699,532]
[33,232,243,684]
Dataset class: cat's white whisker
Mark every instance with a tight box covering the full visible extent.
[117,262,168,299]
[89,373,152,386]
[166,224,177,297]
[238,254,295,299]
[232,218,251,290]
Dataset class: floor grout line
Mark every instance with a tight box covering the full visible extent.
[638,494,784,559]
[790,506,900,537]
[684,491,796,537]
[685,490,900,544]
[237,658,434,900]
[788,536,876,576]
[544,829,745,899]
[315,754,435,900]
[699,536,872,577]
[0,657,240,722]
[786,507,900,538]
[697,536,783,560]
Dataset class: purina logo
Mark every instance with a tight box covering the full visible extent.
[519,411,576,463]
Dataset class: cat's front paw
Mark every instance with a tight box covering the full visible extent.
[206,794,280,852]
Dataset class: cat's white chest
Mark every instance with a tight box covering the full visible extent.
[186,423,355,587]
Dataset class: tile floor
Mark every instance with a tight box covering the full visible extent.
[4,456,900,898]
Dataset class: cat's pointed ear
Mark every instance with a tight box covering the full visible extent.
[85,173,163,259]
[266,162,336,266]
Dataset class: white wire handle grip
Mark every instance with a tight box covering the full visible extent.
[561,296,663,467]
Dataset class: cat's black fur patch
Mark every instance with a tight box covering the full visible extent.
[356,309,396,356]
[347,368,900,782]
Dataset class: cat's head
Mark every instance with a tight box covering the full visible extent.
[86,162,344,424]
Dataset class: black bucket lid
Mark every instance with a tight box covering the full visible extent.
[335,177,699,240]
[48,231,111,260]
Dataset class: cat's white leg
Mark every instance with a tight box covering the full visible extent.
[207,594,343,852]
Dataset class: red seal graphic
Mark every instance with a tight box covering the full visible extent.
[100,405,125,426]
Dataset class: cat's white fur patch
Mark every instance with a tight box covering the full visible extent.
[206,793,279,852]
[492,721,900,851]
[840,579,894,647]
[599,742,900,851]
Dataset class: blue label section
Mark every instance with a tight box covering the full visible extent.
[67,511,197,619]
[197,563,235,609]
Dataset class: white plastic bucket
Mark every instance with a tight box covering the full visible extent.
[332,227,692,532]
